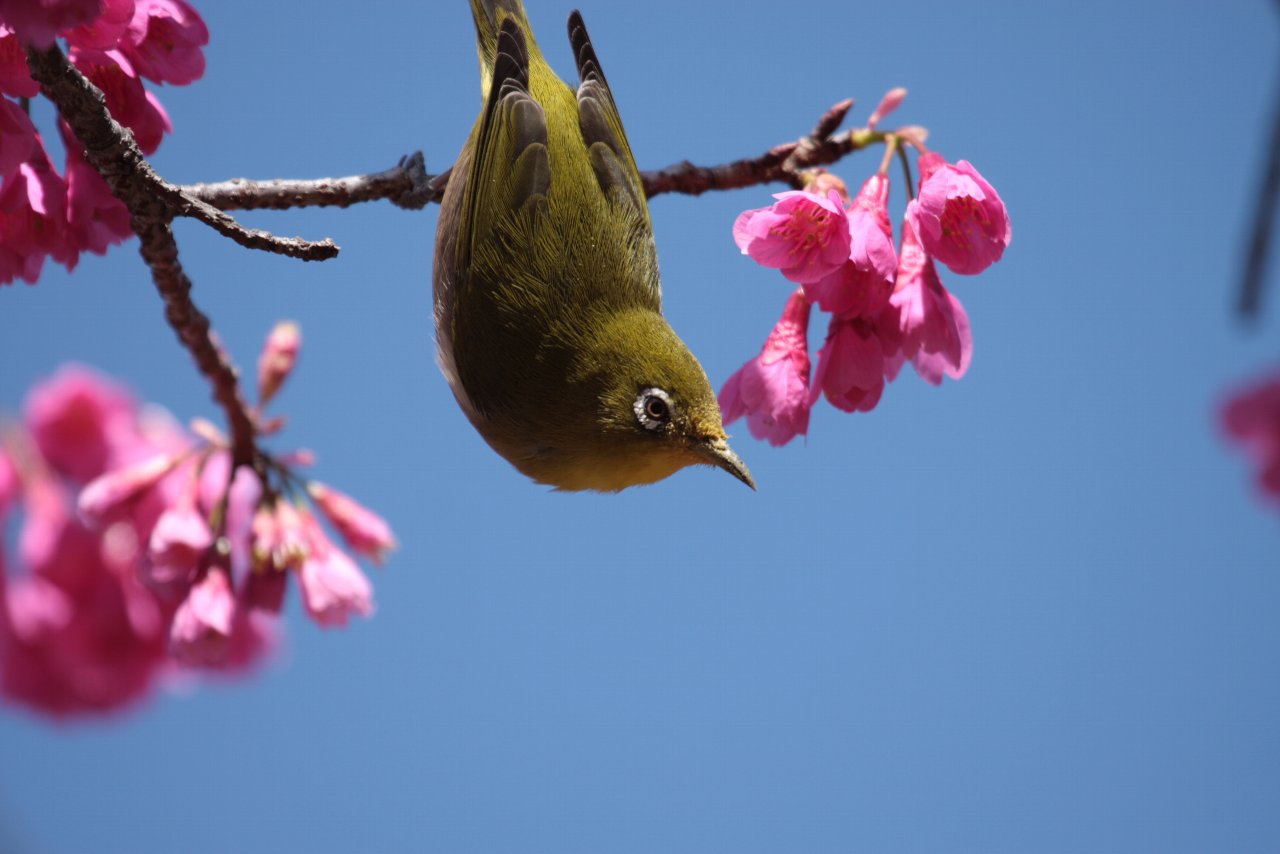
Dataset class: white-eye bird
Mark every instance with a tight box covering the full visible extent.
[433,0,754,491]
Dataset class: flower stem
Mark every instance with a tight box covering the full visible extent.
[896,145,917,200]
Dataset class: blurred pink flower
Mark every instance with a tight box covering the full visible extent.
[195,450,263,581]
[0,27,39,97]
[256,499,308,572]
[885,218,973,384]
[63,147,132,261]
[25,363,138,483]
[3,472,168,717]
[63,0,133,49]
[0,0,105,48]
[168,566,234,667]
[308,481,397,565]
[803,174,897,318]
[121,0,206,85]
[907,152,1010,275]
[78,449,183,519]
[811,315,886,413]
[69,47,170,155]
[0,446,16,518]
[144,503,211,592]
[297,512,374,628]
[0,98,35,180]
[257,320,300,407]
[734,190,852,284]
[1,354,398,716]
[0,154,69,285]
[1222,372,1280,503]
[719,289,813,446]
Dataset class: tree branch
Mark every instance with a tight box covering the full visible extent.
[24,42,268,465]
[169,100,883,213]
[24,46,336,263]
[180,152,443,212]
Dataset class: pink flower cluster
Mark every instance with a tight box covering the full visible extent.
[0,323,395,719]
[722,95,1010,446]
[0,0,207,285]
[1222,370,1280,506]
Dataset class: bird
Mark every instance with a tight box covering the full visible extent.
[433,0,754,492]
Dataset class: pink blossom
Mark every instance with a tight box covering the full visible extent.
[4,476,167,716]
[257,320,300,407]
[144,503,211,592]
[733,190,852,284]
[69,48,170,155]
[78,449,182,518]
[811,316,886,413]
[719,289,813,446]
[307,481,397,564]
[907,152,1010,275]
[803,174,897,318]
[64,147,132,260]
[0,445,16,518]
[886,218,973,384]
[0,97,35,180]
[250,503,279,571]
[297,512,374,628]
[0,365,288,716]
[120,0,206,85]
[168,566,235,667]
[63,0,133,49]
[18,473,81,581]
[0,27,39,97]
[254,499,308,572]
[0,154,69,285]
[1222,372,1280,502]
[0,0,105,48]
[195,454,262,579]
[25,364,138,483]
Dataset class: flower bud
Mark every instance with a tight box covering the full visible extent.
[256,321,301,407]
[307,481,396,564]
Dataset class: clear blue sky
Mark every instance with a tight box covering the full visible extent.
[2,1,1279,852]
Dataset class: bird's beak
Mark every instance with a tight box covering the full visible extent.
[696,437,756,490]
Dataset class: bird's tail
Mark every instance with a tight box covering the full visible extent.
[469,0,539,94]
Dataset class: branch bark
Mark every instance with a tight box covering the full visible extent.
[171,100,883,213]
[23,43,274,465]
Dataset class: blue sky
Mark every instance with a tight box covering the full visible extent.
[2,1,1279,852]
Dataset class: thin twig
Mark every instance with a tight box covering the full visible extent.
[642,123,884,197]
[169,100,883,212]
[1238,7,1280,320]
[777,98,855,179]
[181,152,442,212]
[25,43,260,465]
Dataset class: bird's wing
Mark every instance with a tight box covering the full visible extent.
[457,15,552,276]
[567,11,647,220]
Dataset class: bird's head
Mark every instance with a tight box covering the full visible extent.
[535,308,755,493]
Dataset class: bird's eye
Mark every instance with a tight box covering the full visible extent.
[634,388,673,432]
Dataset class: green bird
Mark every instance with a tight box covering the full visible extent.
[433,0,754,492]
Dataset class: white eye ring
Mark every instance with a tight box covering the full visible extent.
[634,387,673,432]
